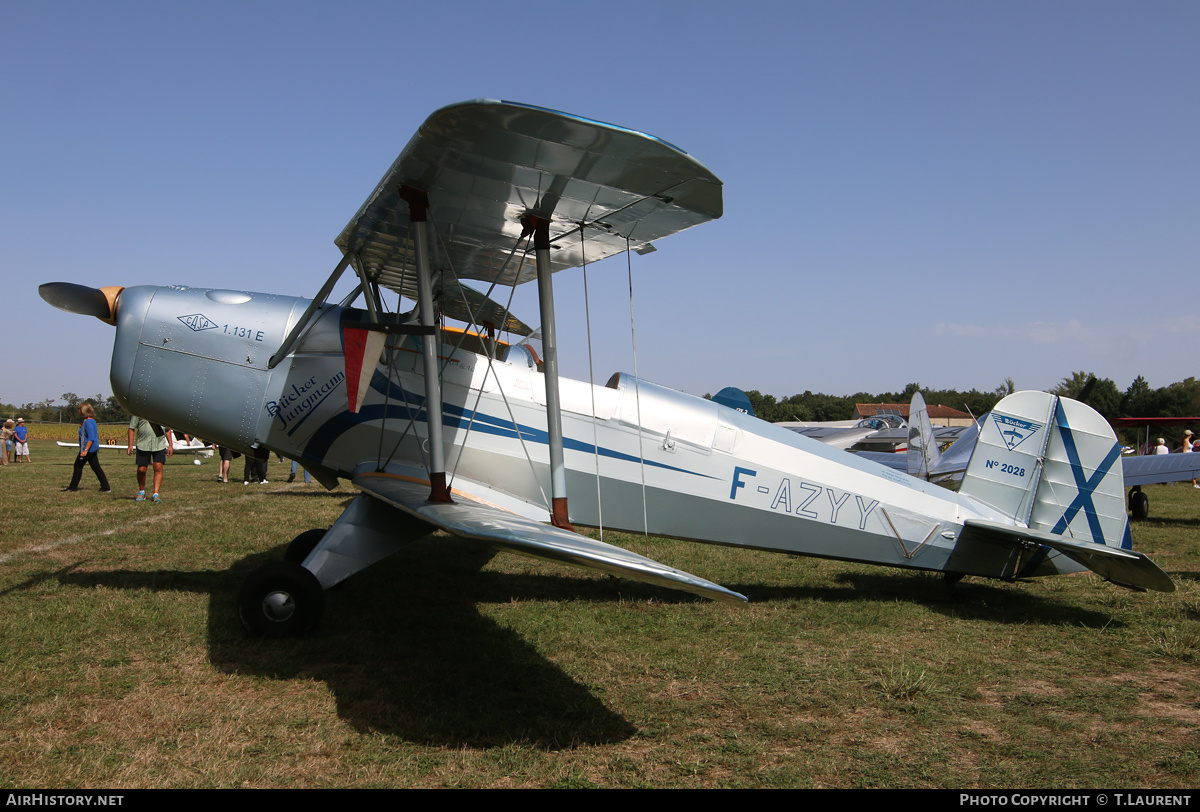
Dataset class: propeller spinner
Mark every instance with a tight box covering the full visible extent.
[39,283,124,325]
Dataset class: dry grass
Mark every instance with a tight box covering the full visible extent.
[0,442,1197,788]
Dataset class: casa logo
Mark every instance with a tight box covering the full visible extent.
[178,313,218,332]
[991,413,1043,451]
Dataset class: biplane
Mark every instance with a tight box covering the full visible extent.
[40,100,1174,637]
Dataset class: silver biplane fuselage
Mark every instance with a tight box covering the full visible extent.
[115,283,1058,580]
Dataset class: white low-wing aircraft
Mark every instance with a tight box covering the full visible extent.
[40,100,1173,637]
[57,435,215,459]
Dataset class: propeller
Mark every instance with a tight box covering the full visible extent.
[38,283,124,325]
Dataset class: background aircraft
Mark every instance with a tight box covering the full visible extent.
[714,386,966,451]
[56,435,215,461]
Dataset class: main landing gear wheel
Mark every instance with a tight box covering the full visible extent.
[238,561,324,638]
[1129,488,1149,521]
[284,528,326,564]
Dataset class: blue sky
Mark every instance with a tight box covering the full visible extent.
[3,1,1197,409]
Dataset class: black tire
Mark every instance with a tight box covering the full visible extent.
[238,561,324,638]
[1130,489,1150,521]
[284,528,326,564]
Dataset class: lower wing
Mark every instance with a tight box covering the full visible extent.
[353,469,748,606]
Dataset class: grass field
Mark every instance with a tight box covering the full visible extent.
[0,441,1197,788]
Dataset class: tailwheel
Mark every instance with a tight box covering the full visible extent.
[284,528,326,564]
[1129,488,1149,521]
[239,561,324,638]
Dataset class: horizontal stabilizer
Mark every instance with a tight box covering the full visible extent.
[354,471,747,605]
[960,519,1174,593]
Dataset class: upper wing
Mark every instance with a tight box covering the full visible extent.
[853,450,907,471]
[335,99,723,289]
[780,425,878,449]
[353,469,747,606]
[59,440,214,454]
[1122,452,1200,486]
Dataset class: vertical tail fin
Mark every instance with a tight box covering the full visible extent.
[906,391,940,479]
[959,391,1128,549]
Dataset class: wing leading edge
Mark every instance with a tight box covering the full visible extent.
[353,471,747,606]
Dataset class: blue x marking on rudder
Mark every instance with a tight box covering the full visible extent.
[1050,401,1123,545]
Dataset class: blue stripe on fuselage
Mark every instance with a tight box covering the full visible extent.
[301,371,715,479]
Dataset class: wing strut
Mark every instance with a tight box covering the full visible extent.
[402,187,454,503]
[349,255,381,322]
[526,215,573,530]
[268,253,353,369]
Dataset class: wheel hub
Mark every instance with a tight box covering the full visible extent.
[261,590,296,622]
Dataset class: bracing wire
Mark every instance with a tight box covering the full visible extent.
[580,226,604,540]
[627,238,649,536]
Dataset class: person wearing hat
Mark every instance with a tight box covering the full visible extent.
[0,419,13,465]
[1184,430,1200,488]
[1154,437,1169,455]
[12,418,30,462]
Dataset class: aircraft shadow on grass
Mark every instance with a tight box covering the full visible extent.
[51,536,645,750]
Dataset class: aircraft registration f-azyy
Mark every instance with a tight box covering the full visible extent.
[40,100,1174,637]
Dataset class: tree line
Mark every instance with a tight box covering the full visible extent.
[720,372,1200,427]
[1,392,130,424]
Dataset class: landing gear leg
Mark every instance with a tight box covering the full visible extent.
[284,528,327,564]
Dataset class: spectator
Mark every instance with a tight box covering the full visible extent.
[13,418,30,462]
[0,419,13,465]
[65,403,111,493]
[127,416,174,503]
